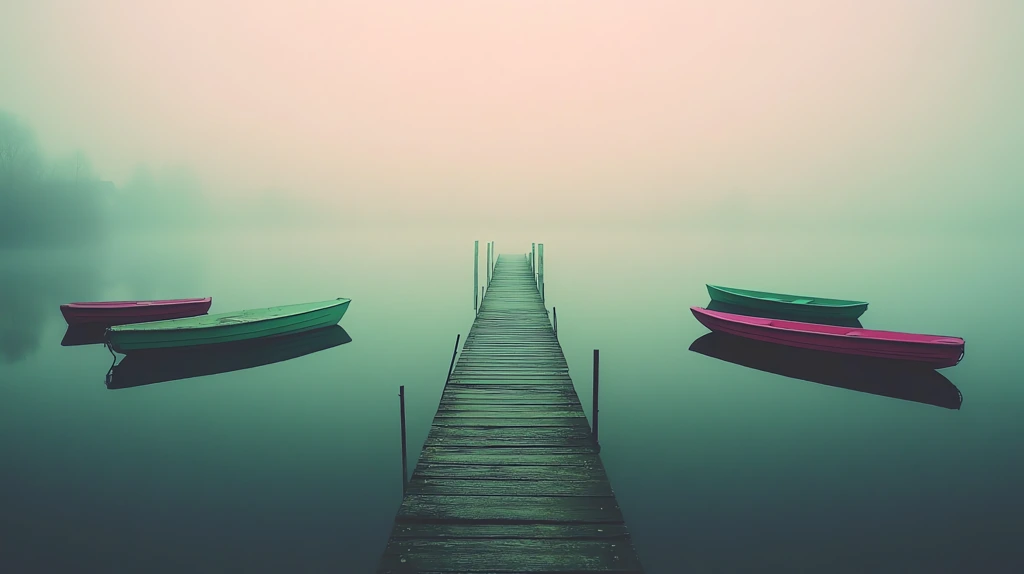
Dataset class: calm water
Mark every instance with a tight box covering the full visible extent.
[2,228,1022,573]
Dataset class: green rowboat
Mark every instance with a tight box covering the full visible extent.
[106,298,351,353]
[706,284,867,320]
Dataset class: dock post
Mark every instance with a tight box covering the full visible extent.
[592,350,599,443]
[538,243,545,304]
[446,334,461,383]
[486,242,491,287]
[553,307,557,339]
[532,243,537,279]
[474,241,479,312]
[399,385,408,495]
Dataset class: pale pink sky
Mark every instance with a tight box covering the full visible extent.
[1,0,1020,223]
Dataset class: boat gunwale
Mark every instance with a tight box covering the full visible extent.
[707,284,868,309]
[61,297,212,309]
[691,306,964,347]
[107,298,350,334]
[109,309,340,349]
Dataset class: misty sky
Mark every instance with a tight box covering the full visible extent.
[1,1,1021,228]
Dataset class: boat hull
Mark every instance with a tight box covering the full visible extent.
[60,298,212,326]
[707,284,868,320]
[106,298,350,353]
[706,300,863,328]
[691,306,964,369]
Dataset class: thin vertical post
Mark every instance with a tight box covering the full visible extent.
[446,334,461,383]
[399,385,408,495]
[491,242,495,276]
[532,243,537,279]
[486,242,491,287]
[538,243,545,304]
[553,307,557,339]
[474,240,479,312]
[592,350,599,443]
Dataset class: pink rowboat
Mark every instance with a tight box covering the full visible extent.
[691,306,965,369]
[60,298,213,326]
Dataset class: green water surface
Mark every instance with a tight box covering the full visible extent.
[1,228,1021,572]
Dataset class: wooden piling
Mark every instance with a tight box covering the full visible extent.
[446,334,461,383]
[399,385,408,495]
[538,243,545,304]
[592,350,599,443]
[532,243,537,279]
[474,240,479,312]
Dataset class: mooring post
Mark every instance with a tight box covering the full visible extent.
[446,334,461,383]
[399,385,408,495]
[532,243,537,279]
[538,243,545,304]
[486,242,491,287]
[553,306,557,339]
[474,240,479,312]
[592,350,599,443]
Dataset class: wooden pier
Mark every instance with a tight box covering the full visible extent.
[377,253,644,573]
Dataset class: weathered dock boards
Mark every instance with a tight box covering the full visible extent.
[377,254,644,573]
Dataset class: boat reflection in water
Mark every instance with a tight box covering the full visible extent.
[689,332,962,410]
[61,324,110,347]
[706,300,863,329]
[105,325,352,390]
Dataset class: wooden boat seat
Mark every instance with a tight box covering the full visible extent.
[762,296,813,304]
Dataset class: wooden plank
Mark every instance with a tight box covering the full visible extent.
[413,464,601,481]
[389,523,632,540]
[378,539,643,573]
[418,447,601,465]
[453,372,571,377]
[431,417,587,428]
[424,426,594,447]
[438,393,577,401]
[440,382,577,390]
[436,405,589,413]
[438,401,582,409]
[396,495,624,523]
[405,478,614,496]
